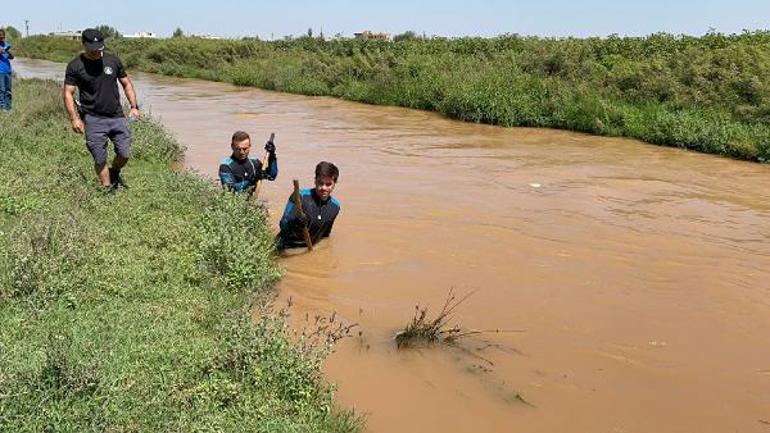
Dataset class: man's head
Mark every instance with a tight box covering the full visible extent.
[81,28,105,60]
[0,29,6,43]
[230,130,252,160]
[314,161,339,201]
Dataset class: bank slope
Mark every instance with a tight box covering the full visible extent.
[0,79,358,433]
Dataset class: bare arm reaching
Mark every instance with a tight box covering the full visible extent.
[119,76,141,120]
[63,84,84,134]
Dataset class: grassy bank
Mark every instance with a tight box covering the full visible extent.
[0,79,358,432]
[14,32,770,162]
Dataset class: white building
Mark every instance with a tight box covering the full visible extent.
[49,30,82,40]
[124,31,159,39]
[190,33,223,40]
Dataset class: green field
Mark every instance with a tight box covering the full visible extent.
[13,32,770,162]
[0,79,359,432]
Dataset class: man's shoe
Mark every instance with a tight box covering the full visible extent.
[109,168,118,187]
[116,172,129,189]
[109,168,129,189]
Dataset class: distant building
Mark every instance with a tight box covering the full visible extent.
[49,30,81,40]
[353,31,389,41]
[124,31,158,39]
[190,33,223,40]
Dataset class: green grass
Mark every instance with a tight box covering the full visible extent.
[13,32,770,162]
[0,79,360,433]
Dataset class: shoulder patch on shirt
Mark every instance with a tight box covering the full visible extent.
[331,197,341,208]
[221,157,234,165]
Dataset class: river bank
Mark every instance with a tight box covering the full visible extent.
[12,58,770,433]
[0,78,358,432]
[13,32,770,163]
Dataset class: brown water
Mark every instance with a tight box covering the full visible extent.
[17,58,770,433]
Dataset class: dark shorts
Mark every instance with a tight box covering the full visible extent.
[84,114,132,166]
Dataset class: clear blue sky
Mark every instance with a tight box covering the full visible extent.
[4,0,770,39]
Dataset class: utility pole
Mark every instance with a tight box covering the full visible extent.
[25,19,29,37]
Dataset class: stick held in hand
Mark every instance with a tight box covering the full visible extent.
[252,132,275,200]
[292,179,314,251]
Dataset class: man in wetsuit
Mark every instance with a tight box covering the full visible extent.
[279,161,341,249]
[218,130,278,193]
[64,28,140,192]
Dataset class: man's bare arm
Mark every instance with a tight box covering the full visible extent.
[119,76,141,119]
[63,84,84,134]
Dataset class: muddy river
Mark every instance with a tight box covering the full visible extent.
[16,58,770,433]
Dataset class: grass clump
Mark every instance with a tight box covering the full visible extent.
[395,289,525,350]
[395,289,474,348]
[0,79,359,433]
[14,32,770,162]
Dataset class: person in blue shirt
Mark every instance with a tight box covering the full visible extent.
[278,161,341,249]
[218,130,278,194]
[0,29,15,111]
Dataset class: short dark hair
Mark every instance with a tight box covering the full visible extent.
[231,130,250,144]
[0,29,5,36]
[315,161,339,182]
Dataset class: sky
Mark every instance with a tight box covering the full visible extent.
[4,0,770,39]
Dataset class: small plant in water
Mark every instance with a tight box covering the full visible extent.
[395,289,526,349]
[394,288,474,348]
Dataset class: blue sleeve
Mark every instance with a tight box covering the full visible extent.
[263,157,278,181]
[219,164,235,190]
[279,197,296,232]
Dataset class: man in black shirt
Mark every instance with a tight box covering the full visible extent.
[63,28,140,191]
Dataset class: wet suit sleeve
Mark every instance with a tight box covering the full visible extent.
[279,194,299,232]
[219,163,238,191]
[262,154,278,181]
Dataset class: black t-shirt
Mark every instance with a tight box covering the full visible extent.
[64,53,127,118]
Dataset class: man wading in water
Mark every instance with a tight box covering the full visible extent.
[278,161,341,249]
[218,130,278,194]
[63,28,140,192]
